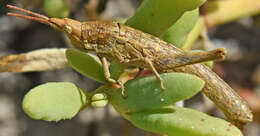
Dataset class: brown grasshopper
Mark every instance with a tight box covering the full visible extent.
[7,5,252,129]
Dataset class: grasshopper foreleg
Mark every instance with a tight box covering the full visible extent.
[101,57,117,83]
[101,57,127,98]
[118,80,127,99]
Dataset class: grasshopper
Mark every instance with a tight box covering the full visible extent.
[7,5,252,129]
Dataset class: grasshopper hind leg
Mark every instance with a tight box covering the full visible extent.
[144,58,166,90]
[124,57,166,91]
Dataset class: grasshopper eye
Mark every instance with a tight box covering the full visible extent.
[63,25,72,33]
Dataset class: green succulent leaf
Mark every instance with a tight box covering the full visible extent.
[126,106,242,136]
[109,61,126,80]
[22,82,88,121]
[182,18,205,50]
[162,8,199,48]
[44,0,70,18]
[109,72,205,113]
[66,48,106,83]
[125,0,206,36]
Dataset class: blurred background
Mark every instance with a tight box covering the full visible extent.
[0,0,259,136]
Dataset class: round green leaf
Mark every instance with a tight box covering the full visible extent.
[127,106,242,136]
[44,0,70,18]
[66,48,106,83]
[109,72,205,113]
[22,82,88,121]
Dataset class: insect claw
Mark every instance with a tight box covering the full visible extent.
[159,79,166,91]
[107,78,117,84]
[121,90,128,99]
[118,81,127,99]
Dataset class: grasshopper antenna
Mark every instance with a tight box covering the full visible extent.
[6,4,51,26]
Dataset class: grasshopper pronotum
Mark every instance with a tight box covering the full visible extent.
[6,5,252,129]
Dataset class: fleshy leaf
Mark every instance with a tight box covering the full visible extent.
[125,0,206,36]
[109,73,205,113]
[22,82,88,121]
[162,8,199,48]
[182,18,205,50]
[126,106,242,136]
[66,48,106,83]
[44,0,70,18]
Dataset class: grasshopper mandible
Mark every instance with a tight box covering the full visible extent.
[7,5,252,129]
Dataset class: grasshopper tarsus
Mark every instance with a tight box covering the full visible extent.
[159,79,166,91]
[118,81,127,99]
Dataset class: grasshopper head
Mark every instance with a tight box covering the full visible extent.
[49,18,85,50]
